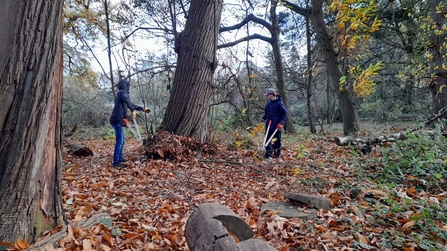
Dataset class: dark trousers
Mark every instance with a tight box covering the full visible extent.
[265,130,282,158]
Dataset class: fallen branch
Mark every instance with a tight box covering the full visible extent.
[425,107,447,125]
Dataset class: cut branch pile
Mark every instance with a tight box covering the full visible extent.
[145,130,218,161]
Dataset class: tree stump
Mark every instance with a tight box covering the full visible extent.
[185,203,276,251]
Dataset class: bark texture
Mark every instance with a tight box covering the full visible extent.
[270,0,295,133]
[161,0,223,142]
[0,0,64,243]
[429,0,447,116]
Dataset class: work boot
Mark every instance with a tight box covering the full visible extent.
[119,158,128,163]
[112,163,127,168]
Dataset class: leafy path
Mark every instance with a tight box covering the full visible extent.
[57,132,446,251]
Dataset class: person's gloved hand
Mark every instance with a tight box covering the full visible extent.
[123,118,130,126]
[276,123,283,130]
[143,108,151,113]
[129,111,136,120]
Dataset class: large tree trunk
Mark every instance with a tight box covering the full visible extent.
[429,0,447,116]
[0,0,64,243]
[270,1,295,133]
[310,0,359,135]
[161,0,223,142]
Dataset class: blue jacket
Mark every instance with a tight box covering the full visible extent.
[262,95,288,132]
[109,79,143,125]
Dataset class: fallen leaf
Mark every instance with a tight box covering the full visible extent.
[15,239,29,249]
[357,233,368,244]
[402,220,415,229]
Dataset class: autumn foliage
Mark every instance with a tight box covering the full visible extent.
[4,128,446,250]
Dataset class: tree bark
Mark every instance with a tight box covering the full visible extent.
[161,0,223,142]
[0,0,64,243]
[309,0,359,135]
[429,0,447,117]
[305,14,316,133]
[283,0,359,135]
[270,0,295,133]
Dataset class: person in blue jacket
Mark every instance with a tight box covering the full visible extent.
[109,79,149,168]
[259,88,288,160]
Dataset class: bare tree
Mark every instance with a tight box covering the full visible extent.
[0,0,65,243]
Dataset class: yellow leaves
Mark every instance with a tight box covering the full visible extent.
[348,61,384,98]
[330,0,381,67]
[293,167,303,175]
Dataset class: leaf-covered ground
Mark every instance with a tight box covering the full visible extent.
[46,128,447,250]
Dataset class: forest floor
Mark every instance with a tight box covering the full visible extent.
[53,122,446,251]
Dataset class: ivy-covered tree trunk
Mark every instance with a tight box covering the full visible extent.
[0,0,64,243]
[161,0,223,142]
[428,0,447,116]
[310,0,359,135]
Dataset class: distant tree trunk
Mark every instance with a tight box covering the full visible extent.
[305,14,316,134]
[0,0,64,243]
[428,0,447,117]
[270,1,295,133]
[104,0,116,98]
[310,0,359,135]
[283,0,359,135]
[161,0,223,142]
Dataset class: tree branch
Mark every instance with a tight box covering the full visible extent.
[282,0,311,17]
[218,34,272,49]
[219,14,274,34]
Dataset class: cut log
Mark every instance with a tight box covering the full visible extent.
[64,137,93,156]
[286,193,332,210]
[333,132,409,146]
[260,201,317,220]
[185,203,276,251]
[63,124,94,156]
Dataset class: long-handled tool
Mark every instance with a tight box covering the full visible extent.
[262,129,278,151]
[123,118,143,145]
[261,120,278,151]
[132,118,142,144]
[261,120,272,150]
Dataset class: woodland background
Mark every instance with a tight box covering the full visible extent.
[63,0,437,133]
[0,0,446,250]
[59,0,446,250]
